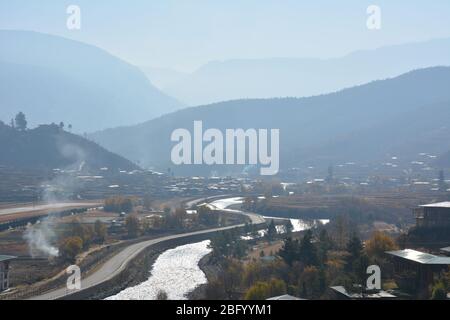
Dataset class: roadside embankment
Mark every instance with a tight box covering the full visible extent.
[61,226,249,300]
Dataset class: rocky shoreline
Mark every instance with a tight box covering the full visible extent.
[187,253,221,300]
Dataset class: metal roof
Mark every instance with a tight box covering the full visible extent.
[330,286,396,299]
[267,294,306,300]
[386,249,450,265]
[0,255,16,263]
[441,246,450,253]
[419,201,450,208]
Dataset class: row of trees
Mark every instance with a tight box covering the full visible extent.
[59,219,108,262]
[122,205,223,239]
[6,111,72,132]
[104,196,134,213]
[209,228,248,260]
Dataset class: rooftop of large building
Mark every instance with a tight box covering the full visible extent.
[441,247,450,254]
[267,294,306,300]
[386,249,450,265]
[419,201,450,208]
[330,286,396,299]
[0,255,16,263]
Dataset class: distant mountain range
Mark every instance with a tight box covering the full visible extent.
[162,38,450,105]
[140,66,188,90]
[0,30,183,132]
[91,67,450,175]
[0,121,138,172]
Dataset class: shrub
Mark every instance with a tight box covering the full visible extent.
[60,236,83,262]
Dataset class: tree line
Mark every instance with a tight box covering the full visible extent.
[2,111,72,132]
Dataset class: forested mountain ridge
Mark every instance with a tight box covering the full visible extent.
[91,67,450,175]
[0,120,139,171]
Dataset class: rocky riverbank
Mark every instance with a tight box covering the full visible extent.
[187,253,222,300]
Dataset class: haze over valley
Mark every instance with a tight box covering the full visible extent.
[0,30,183,133]
[156,38,450,106]
[1,1,450,303]
[92,67,450,176]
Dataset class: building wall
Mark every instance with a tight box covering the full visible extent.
[0,261,10,292]
[416,207,450,228]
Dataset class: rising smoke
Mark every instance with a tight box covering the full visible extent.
[23,140,87,258]
[23,217,59,257]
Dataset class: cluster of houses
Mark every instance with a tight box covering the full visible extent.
[163,176,251,196]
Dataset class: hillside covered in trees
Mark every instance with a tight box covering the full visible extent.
[92,67,450,175]
[0,114,139,172]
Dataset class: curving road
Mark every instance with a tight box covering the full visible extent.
[30,197,265,300]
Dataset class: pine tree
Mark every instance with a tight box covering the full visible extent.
[278,237,299,266]
[345,233,369,284]
[15,112,27,131]
[299,230,319,266]
[285,219,294,234]
[266,220,277,241]
[345,233,363,269]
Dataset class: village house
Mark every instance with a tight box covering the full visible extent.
[0,255,16,292]
[414,201,450,228]
[386,249,450,299]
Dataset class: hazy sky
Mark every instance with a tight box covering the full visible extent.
[1,1,450,71]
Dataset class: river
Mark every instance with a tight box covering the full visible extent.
[208,197,329,233]
[105,196,327,300]
[106,240,211,300]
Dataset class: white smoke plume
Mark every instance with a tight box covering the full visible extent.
[24,133,88,258]
[23,217,59,258]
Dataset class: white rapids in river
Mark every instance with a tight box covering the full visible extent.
[106,240,212,300]
[209,197,329,233]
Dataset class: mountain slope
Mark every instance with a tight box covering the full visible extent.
[0,30,183,132]
[165,38,450,105]
[91,67,450,174]
[140,66,188,90]
[0,122,139,171]
[296,101,450,167]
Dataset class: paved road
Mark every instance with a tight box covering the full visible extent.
[0,202,101,217]
[208,197,266,224]
[186,196,265,225]
[30,197,265,300]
